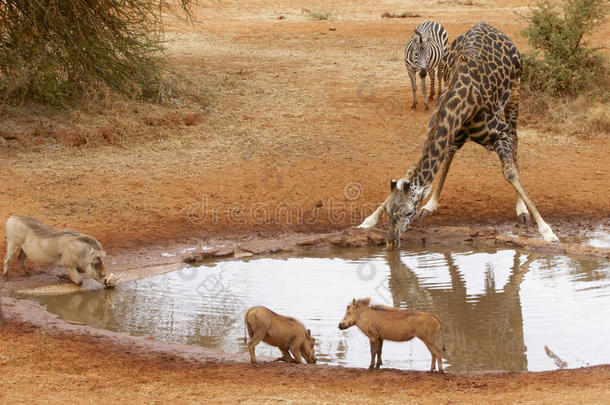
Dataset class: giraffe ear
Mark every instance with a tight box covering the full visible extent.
[390,179,397,190]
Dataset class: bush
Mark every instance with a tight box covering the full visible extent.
[520,0,609,97]
[0,1,194,105]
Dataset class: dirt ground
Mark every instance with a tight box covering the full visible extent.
[1,0,609,403]
[1,322,609,404]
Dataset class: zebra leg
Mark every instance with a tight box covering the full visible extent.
[408,68,417,110]
[429,67,436,101]
[421,71,429,110]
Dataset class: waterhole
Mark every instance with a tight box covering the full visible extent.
[25,246,609,372]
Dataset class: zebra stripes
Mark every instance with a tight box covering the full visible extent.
[404,21,449,110]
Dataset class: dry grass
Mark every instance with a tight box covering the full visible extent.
[0,65,221,149]
[0,0,604,154]
[520,95,610,140]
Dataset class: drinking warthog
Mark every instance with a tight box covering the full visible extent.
[244,306,317,365]
[339,297,445,371]
[3,216,110,286]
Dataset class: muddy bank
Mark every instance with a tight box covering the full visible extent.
[0,296,254,364]
[183,225,610,265]
[2,295,609,377]
[4,222,608,297]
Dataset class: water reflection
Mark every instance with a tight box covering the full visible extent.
[383,249,531,371]
[23,245,610,372]
[42,288,118,328]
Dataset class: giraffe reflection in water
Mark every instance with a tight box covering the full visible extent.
[22,245,609,371]
[383,248,535,372]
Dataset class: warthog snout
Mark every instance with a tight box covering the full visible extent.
[92,257,107,277]
[339,301,360,330]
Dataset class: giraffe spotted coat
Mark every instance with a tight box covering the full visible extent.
[360,23,559,246]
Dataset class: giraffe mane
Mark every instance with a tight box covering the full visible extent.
[420,51,466,151]
[412,51,472,185]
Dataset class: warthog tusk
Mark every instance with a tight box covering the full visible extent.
[104,272,124,288]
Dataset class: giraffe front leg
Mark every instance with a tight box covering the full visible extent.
[358,195,391,228]
[419,149,456,218]
[495,136,558,242]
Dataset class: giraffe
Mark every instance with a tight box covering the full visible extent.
[359,22,559,248]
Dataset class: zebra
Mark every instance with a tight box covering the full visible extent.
[404,21,449,110]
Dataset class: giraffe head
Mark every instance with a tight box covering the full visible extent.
[385,178,430,249]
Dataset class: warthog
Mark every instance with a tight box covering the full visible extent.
[3,216,109,286]
[339,297,445,371]
[244,306,317,365]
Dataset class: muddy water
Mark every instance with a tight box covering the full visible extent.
[25,246,610,372]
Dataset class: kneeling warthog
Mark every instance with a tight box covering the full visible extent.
[244,306,317,365]
[3,216,110,287]
[339,297,445,371]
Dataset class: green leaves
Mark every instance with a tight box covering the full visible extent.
[0,1,194,105]
[520,0,608,97]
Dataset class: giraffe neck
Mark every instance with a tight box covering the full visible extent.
[410,55,476,198]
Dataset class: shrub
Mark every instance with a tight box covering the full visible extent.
[0,1,194,105]
[519,0,609,97]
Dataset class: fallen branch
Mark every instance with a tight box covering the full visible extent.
[545,345,568,368]
[381,12,420,18]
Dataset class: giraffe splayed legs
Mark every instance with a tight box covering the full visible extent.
[359,23,558,247]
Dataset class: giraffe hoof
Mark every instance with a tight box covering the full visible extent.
[517,213,530,223]
[545,233,560,243]
[419,209,433,218]
[424,105,430,111]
